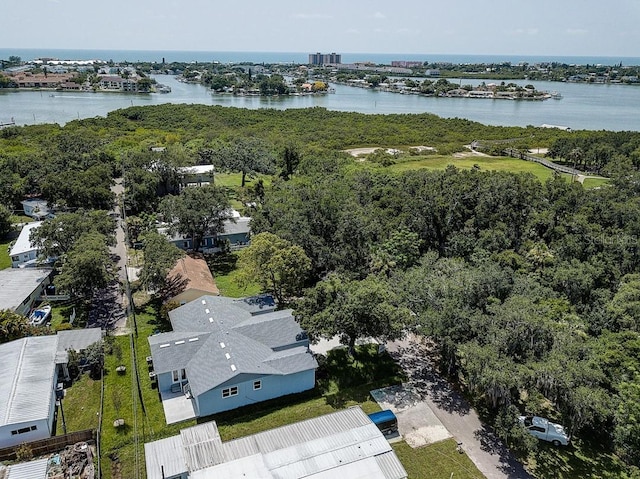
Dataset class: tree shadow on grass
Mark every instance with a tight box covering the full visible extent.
[316,344,406,395]
[206,252,238,276]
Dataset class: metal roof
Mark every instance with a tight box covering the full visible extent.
[0,268,52,312]
[144,407,407,479]
[9,221,42,257]
[5,458,48,479]
[144,435,187,479]
[57,328,103,353]
[0,336,58,427]
[180,421,223,471]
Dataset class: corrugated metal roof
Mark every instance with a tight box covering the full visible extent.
[0,336,58,427]
[190,454,271,479]
[180,421,223,472]
[57,328,103,353]
[6,458,48,479]
[0,268,51,312]
[144,435,187,479]
[375,452,409,479]
[151,407,407,479]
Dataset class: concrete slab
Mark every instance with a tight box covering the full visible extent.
[161,389,196,424]
[371,384,451,448]
[311,337,380,356]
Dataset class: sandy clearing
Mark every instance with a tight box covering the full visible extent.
[344,145,436,157]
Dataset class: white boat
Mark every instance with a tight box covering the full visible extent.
[29,305,52,326]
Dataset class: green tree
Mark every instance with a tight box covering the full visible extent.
[30,210,115,260]
[0,309,32,344]
[0,204,12,238]
[159,184,232,252]
[236,232,311,304]
[139,231,184,290]
[212,138,275,187]
[55,232,114,300]
[296,274,411,354]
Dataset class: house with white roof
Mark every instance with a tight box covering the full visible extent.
[0,331,103,448]
[144,406,408,479]
[0,336,59,448]
[148,295,317,423]
[0,268,53,316]
[9,221,53,268]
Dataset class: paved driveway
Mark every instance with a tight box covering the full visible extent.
[387,335,533,479]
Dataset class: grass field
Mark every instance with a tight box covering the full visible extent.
[207,252,261,298]
[378,154,568,183]
[0,237,12,269]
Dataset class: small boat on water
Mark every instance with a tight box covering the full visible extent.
[29,305,52,326]
[550,91,563,100]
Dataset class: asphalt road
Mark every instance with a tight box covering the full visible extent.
[86,179,128,334]
[387,335,533,479]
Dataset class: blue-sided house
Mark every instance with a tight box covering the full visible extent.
[148,295,317,422]
[159,211,251,253]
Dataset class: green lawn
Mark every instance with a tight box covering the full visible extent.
[0,237,13,269]
[379,154,562,182]
[582,177,610,189]
[207,252,261,298]
[394,439,485,479]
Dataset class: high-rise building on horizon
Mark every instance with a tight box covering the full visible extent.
[308,52,341,65]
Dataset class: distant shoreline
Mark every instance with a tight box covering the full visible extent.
[2,48,640,66]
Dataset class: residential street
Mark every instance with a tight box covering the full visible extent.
[86,179,128,334]
[387,335,533,479]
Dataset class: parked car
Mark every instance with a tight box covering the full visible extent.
[518,415,570,446]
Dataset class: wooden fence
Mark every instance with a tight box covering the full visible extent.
[0,429,95,461]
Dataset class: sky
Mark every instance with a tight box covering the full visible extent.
[2,0,640,57]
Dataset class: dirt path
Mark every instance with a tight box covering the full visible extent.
[387,335,533,479]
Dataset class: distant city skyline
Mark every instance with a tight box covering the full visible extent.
[2,0,639,58]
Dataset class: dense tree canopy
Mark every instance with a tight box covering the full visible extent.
[159,184,232,252]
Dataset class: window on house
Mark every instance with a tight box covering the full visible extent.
[11,425,37,435]
[181,369,187,380]
[172,370,179,382]
[222,386,238,398]
[253,380,262,390]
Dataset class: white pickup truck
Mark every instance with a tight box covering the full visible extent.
[518,415,571,446]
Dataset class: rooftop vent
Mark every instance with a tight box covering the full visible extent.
[205,308,210,314]
[230,364,237,372]
[189,337,199,342]
[220,342,226,348]
[225,353,231,360]
[201,300,206,305]
[175,340,185,345]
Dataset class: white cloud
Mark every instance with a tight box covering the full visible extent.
[373,11,385,19]
[566,28,588,35]
[290,13,332,19]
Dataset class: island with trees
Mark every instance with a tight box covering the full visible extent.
[1,104,640,478]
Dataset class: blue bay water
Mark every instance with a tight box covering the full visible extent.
[1,49,640,131]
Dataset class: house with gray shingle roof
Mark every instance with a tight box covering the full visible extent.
[148,295,317,421]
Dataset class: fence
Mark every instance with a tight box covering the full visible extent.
[503,148,584,176]
[0,429,95,461]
